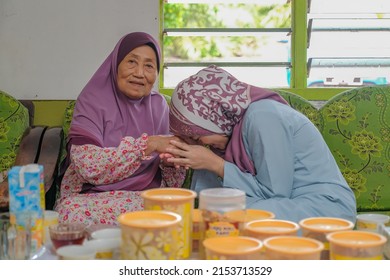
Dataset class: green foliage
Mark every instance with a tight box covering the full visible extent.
[163,2,291,61]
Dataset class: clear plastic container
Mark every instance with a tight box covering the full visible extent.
[198,188,245,258]
[263,236,324,260]
[327,230,387,260]
[299,217,354,260]
[203,236,263,260]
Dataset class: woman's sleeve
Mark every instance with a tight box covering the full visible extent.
[69,134,150,185]
[223,107,295,199]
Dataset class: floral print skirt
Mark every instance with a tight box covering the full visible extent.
[55,190,144,226]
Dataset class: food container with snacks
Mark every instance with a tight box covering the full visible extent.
[327,230,387,260]
[118,210,181,260]
[243,219,300,241]
[192,209,203,254]
[225,209,275,232]
[141,188,197,259]
[299,217,355,259]
[356,213,390,232]
[203,236,263,260]
[198,188,245,259]
[199,188,246,237]
[263,236,324,260]
[378,224,390,259]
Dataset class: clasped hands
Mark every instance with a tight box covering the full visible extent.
[159,138,225,177]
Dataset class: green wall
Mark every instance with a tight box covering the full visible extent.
[32,100,70,127]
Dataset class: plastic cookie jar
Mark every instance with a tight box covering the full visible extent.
[198,188,245,259]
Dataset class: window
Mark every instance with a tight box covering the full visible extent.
[161,0,292,89]
[307,0,390,87]
[161,0,390,98]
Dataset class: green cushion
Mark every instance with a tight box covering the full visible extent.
[0,90,29,181]
[59,100,76,165]
[276,89,324,132]
[320,86,390,212]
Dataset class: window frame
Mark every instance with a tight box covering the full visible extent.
[159,0,370,100]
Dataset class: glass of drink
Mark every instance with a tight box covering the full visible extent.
[49,223,86,251]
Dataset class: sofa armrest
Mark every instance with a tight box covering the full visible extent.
[0,126,63,212]
[37,127,63,209]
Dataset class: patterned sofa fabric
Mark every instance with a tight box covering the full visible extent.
[276,89,324,132]
[320,86,390,212]
[54,88,390,214]
[0,91,29,179]
[0,90,30,209]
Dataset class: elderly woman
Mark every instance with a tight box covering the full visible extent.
[55,32,186,225]
[164,65,357,223]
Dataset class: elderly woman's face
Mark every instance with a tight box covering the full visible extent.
[117,45,158,99]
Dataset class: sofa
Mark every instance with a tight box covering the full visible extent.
[277,86,390,215]
[0,90,62,211]
[2,86,389,215]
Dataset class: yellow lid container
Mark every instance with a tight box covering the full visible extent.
[245,209,275,221]
[118,210,181,260]
[192,209,203,254]
[327,230,387,260]
[356,213,390,232]
[141,188,197,203]
[141,188,197,259]
[203,236,263,260]
[263,236,324,260]
[244,219,299,240]
[299,217,355,259]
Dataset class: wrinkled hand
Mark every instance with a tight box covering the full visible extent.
[145,135,184,156]
[165,140,224,177]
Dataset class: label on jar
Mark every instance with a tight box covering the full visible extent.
[201,209,243,238]
[205,221,240,238]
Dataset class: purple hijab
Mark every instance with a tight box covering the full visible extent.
[67,32,168,192]
[169,65,289,175]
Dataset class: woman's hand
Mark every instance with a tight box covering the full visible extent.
[145,135,184,156]
[165,140,225,177]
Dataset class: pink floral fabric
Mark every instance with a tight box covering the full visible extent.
[55,134,186,226]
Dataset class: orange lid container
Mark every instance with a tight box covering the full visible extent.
[244,219,300,240]
[326,230,387,260]
[203,236,263,260]
[263,236,324,260]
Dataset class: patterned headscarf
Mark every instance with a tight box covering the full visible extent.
[169,65,288,175]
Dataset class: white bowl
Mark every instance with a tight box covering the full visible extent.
[90,228,121,240]
[56,245,96,260]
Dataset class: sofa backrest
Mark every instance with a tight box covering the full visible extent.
[320,86,390,213]
[55,88,390,214]
[0,90,29,182]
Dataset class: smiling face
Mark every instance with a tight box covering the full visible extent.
[116,45,158,99]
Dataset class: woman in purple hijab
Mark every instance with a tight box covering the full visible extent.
[55,32,186,225]
[165,65,356,224]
